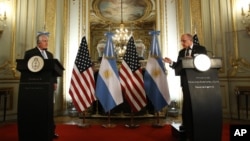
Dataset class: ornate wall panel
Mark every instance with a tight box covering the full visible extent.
[45,0,56,54]
[190,0,203,43]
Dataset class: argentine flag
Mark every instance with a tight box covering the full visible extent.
[95,32,123,113]
[144,31,171,112]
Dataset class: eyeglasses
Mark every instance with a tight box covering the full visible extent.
[181,39,191,42]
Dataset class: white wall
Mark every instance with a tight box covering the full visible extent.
[164,0,182,103]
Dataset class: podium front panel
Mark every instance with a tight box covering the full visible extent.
[183,68,222,141]
[17,82,54,141]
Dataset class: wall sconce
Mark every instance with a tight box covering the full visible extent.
[241,4,250,35]
[0,2,7,34]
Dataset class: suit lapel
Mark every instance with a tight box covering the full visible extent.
[191,45,199,56]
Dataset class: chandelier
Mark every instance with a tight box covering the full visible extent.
[113,0,131,58]
[0,2,7,34]
[241,4,250,35]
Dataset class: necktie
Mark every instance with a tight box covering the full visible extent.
[41,50,48,59]
[185,47,191,57]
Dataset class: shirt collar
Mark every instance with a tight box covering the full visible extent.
[37,47,47,52]
[190,44,193,49]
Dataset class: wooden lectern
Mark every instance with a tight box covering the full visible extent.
[16,58,64,141]
[171,56,222,141]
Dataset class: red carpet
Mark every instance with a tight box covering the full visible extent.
[0,124,229,141]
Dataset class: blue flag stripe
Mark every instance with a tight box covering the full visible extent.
[95,75,117,112]
[144,70,168,111]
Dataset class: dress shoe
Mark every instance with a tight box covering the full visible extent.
[53,133,59,139]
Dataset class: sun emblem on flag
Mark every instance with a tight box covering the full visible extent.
[103,69,113,79]
[152,68,161,78]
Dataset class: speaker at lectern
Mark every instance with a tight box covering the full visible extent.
[16,57,64,141]
[171,54,222,141]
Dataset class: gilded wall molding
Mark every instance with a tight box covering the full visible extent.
[177,0,183,36]
[62,0,69,110]
[190,0,203,43]
[45,0,56,54]
[228,0,250,77]
[177,0,202,42]
[229,0,239,77]
[10,0,17,78]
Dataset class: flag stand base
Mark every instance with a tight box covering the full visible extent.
[78,111,91,128]
[125,123,140,128]
[78,123,91,128]
[125,110,139,128]
[152,112,165,128]
[102,111,116,128]
[102,123,116,128]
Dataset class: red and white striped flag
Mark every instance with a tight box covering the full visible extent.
[69,36,96,112]
[119,37,147,112]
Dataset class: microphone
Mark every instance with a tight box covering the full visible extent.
[207,50,215,57]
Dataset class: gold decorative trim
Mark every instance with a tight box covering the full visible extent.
[217,1,226,74]
[230,0,239,59]
[228,0,250,76]
[0,61,9,69]
[190,0,203,43]
[62,0,69,110]
[10,0,18,78]
[177,0,183,37]
[210,0,216,55]
[45,0,56,54]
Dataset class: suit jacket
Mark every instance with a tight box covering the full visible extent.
[170,45,207,86]
[24,47,54,60]
[24,47,57,83]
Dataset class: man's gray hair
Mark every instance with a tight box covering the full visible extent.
[36,33,49,44]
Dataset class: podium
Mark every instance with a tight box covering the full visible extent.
[172,56,222,141]
[16,58,64,141]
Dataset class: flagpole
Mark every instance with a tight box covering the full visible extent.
[125,109,139,128]
[102,111,116,128]
[78,110,91,128]
[152,111,165,128]
[95,100,100,115]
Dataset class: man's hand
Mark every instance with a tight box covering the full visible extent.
[163,57,172,64]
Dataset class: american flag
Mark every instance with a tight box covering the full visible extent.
[119,37,147,112]
[193,34,200,45]
[69,36,96,112]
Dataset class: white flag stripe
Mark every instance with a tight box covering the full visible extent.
[99,58,123,105]
[120,62,146,105]
[69,83,86,111]
[146,58,171,104]
[70,71,92,107]
[72,66,94,101]
[120,63,145,96]
[70,81,91,109]
[85,68,96,98]
[124,90,141,111]
[71,69,94,105]
[81,68,96,100]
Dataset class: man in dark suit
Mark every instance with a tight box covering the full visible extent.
[24,33,59,139]
[163,33,207,133]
